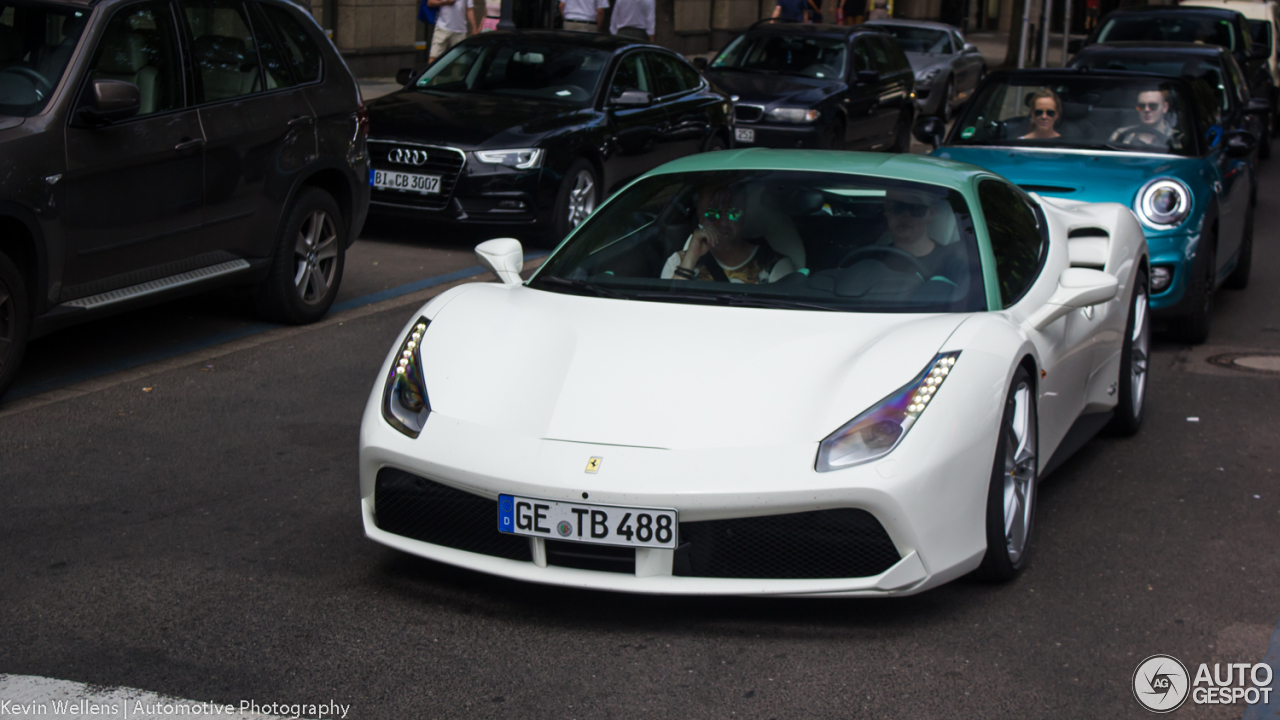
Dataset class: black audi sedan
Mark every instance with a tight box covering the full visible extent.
[698,21,916,152]
[367,31,732,241]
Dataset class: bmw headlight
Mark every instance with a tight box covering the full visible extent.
[472,148,544,169]
[767,107,820,123]
[1135,177,1191,230]
[816,352,960,472]
[382,317,431,437]
[916,68,941,85]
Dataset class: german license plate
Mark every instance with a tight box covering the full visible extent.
[371,169,440,194]
[735,127,755,143]
[498,494,677,549]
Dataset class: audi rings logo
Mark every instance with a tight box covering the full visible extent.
[1133,655,1190,713]
[388,148,429,166]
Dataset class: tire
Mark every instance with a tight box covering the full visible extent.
[255,187,346,325]
[0,251,31,401]
[1260,114,1272,159]
[553,157,599,241]
[1172,229,1216,344]
[1224,205,1253,290]
[823,119,846,150]
[1105,270,1149,437]
[975,366,1038,582]
[888,111,911,153]
[704,134,728,152]
[1272,88,1280,138]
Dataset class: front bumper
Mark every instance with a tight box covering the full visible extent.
[1146,231,1197,317]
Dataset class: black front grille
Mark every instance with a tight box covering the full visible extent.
[734,104,765,123]
[545,540,635,574]
[673,509,900,579]
[368,142,466,211]
[374,468,532,562]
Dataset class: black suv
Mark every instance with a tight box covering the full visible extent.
[699,21,916,152]
[0,0,370,398]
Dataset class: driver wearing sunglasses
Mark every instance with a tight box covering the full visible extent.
[872,188,967,285]
[1110,88,1175,149]
[661,185,795,283]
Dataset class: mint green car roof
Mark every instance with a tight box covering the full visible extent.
[639,149,1005,311]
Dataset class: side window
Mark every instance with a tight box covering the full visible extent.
[180,0,263,102]
[260,3,322,83]
[609,53,649,98]
[675,57,703,91]
[867,35,891,72]
[1227,57,1250,106]
[979,179,1046,308]
[879,35,909,71]
[247,3,295,89]
[852,39,872,73]
[84,1,184,116]
[647,52,690,97]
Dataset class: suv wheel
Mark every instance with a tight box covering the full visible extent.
[0,252,30,400]
[256,187,346,324]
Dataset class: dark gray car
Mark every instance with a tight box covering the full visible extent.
[863,19,985,120]
[0,0,370,399]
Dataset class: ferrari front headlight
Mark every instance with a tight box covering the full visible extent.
[382,317,431,437]
[1135,177,1191,230]
[472,148,544,169]
[815,352,960,472]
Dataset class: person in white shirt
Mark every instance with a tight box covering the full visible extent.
[560,0,608,32]
[428,0,477,63]
[660,186,795,284]
[610,0,655,41]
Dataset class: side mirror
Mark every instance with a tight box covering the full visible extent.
[913,115,945,147]
[611,90,652,107]
[1247,96,1271,115]
[1067,38,1084,55]
[396,67,417,86]
[1026,268,1118,331]
[78,79,139,125]
[1225,129,1257,157]
[476,238,524,285]
[855,69,879,85]
[692,57,709,72]
[963,42,979,53]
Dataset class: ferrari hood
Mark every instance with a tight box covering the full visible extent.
[418,284,969,449]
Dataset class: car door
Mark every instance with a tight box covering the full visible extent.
[644,50,709,160]
[844,36,881,149]
[601,51,667,194]
[868,34,911,146]
[1213,88,1250,276]
[61,0,207,300]
[952,29,982,101]
[179,0,317,261]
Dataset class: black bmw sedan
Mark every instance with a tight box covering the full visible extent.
[366,31,733,241]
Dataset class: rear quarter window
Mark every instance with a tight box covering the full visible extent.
[260,3,323,83]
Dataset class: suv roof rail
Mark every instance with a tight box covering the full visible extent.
[748,17,800,29]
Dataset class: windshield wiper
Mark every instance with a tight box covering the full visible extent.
[535,276,629,299]
[635,290,838,311]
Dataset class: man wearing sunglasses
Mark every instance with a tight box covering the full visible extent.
[1110,88,1178,149]
[872,188,968,286]
[662,185,796,284]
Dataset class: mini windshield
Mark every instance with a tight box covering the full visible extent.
[951,76,1199,155]
[415,40,610,105]
[712,34,847,79]
[0,1,88,116]
[529,170,986,314]
[867,25,951,54]
[1096,14,1239,52]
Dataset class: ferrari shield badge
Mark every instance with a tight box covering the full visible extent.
[585,456,602,474]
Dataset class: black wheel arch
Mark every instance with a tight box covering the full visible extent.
[0,202,48,318]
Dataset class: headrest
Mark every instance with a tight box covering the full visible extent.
[1061,101,1090,121]
[928,200,959,245]
[781,187,824,215]
[0,24,23,62]
[194,35,248,66]
[97,32,148,74]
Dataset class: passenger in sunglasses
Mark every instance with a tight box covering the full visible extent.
[662,185,795,283]
[1021,88,1062,140]
[1110,88,1176,149]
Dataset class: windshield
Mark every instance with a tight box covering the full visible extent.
[1070,54,1232,112]
[951,76,1199,155]
[529,170,986,314]
[712,34,847,79]
[0,1,88,116]
[1096,14,1238,52]
[415,40,610,105]
[866,25,951,54]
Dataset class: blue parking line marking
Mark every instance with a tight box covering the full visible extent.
[5,250,549,402]
[1242,611,1280,720]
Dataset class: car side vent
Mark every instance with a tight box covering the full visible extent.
[1068,236,1109,269]
[1068,227,1109,239]
[1020,184,1076,194]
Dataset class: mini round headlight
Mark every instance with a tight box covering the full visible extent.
[1136,178,1191,229]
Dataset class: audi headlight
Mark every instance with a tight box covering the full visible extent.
[472,148,544,169]
[916,68,941,85]
[767,107,820,123]
[382,317,431,438]
[1135,177,1191,230]
[816,352,960,472]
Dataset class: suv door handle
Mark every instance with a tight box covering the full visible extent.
[174,138,205,152]
[287,116,315,127]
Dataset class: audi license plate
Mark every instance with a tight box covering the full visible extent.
[735,127,755,143]
[371,169,440,194]
[498,494,677,549]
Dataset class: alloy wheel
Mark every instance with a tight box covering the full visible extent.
[1002,381,1037,564]
[567,169,596,228]
[293,209,339,305]
[1130,286,1150,414]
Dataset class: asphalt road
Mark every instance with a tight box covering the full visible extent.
[1,159,1279,719]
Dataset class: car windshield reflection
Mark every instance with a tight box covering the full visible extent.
[868,26,951,54]
[0,2,88,117]
[1096,14,1239,51]
[712,35,847,79]
[415,40,610,105]
[529,170,987,314]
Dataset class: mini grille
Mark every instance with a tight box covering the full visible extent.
[368,141,465,211]
[373,468,532,561]
[734,104,765,123]
[673,509,900,579]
